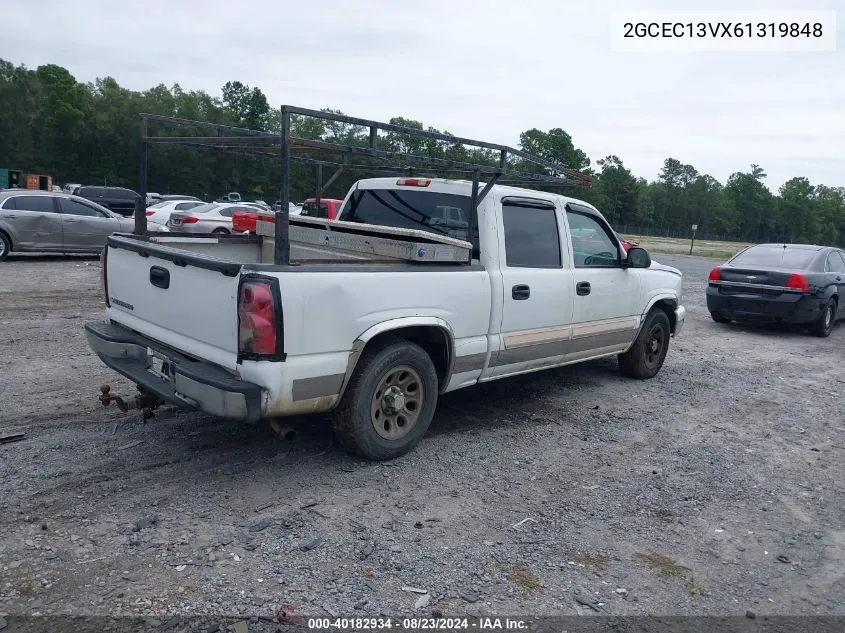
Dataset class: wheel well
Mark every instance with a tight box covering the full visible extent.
[0,229,11,248]
[651,299,677,333]
[361,326,452,388]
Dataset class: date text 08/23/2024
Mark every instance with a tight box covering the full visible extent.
[306,617,529,630]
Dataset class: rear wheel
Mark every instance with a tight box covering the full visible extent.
[332,341,438,461]
[710,311,731,324]
[809,300,836,338]
[212,227,229,235]
[618,309,671,379]
[0,232,10,262]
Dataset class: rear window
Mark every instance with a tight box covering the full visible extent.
[730,246,819,269]
[339,189,470,240]
[148,201,170,209]
[189,203,221,214]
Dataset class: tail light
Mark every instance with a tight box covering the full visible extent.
[145,210,155,216]
[785,273,810,292]
[396,178,431,187]
[238,280,281,359]
[178,216,198,224]
[708,267,720,282]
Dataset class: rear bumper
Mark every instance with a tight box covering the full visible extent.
[84,321,263,422]
[706,287,821,324]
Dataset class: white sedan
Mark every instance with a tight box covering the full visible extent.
[145,199,205,225]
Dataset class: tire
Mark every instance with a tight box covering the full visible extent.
[212,227,229,234]
[618,309,671,379]
[332,341,439,461]
[0,231,10,262]
[710,311,730,324]
[809,300,836,338]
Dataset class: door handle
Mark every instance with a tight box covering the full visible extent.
[149,266,170,289]
[5,214,16,218]
[65,219,79,223]
[576,281,591,296]
[512,284,530,300]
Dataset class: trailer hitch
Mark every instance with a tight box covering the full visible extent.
[99,385,164,421]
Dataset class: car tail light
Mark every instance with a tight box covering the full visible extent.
[145,210,155,216]
[785,273,810,292]
[238,280,280,359]
[179,216,199,224]
[396,178,431,187]
[708,267,720,281]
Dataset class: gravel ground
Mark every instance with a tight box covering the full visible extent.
[1,252,844,624]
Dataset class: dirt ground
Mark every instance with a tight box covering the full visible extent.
[1,252,844,625]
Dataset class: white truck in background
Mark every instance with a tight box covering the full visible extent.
[85,176,685,460]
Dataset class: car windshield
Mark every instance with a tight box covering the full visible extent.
[730,246,819,269]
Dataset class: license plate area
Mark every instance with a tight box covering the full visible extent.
[146,347,174,381]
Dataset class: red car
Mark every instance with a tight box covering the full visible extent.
[616,232,638,253]
[300,197,344,220]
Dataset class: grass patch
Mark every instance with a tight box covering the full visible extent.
[505,566,540,590]
[685,576,703,597]
[572,554,611,570]
[634,551,689,578]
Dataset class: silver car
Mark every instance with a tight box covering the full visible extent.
[168,202,261,234]
[0,190,165,262]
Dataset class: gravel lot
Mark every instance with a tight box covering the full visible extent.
[1,252,844,625]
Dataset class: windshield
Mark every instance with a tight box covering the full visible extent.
[730,246,819,269]
[338,189,470,240]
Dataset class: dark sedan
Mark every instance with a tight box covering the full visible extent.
[707,243,845,337]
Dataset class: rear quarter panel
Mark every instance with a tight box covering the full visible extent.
[241,266,492,416]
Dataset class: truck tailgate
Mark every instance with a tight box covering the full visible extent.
[104,239,242,371]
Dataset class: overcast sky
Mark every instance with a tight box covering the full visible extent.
[2,0,842,191]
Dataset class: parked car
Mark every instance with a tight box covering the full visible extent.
[215,192,242,203]
[707,243,845,337]
[0,190,137,261]
[74,186,140,217]
[167,202,258,234]
[146,192,162,205]
[616,232,639,253]
[145,199,206,225]
[157,194,201,202]
[231,203,302,233]
[299,197,344,220]
[86,176,685,461]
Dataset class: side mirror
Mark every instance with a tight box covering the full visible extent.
[625,246,651,269]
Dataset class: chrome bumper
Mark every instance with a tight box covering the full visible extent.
[673,305,686,336]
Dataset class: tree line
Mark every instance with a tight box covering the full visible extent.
[1,58,843,247]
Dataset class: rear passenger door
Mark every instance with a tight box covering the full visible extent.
[1,195,63,250]
[488,196,575,377]
[564,204,640,359]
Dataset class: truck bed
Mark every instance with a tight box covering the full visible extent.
[143,214,474,266]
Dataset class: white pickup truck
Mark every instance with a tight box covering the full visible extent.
[85,177,685,460]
